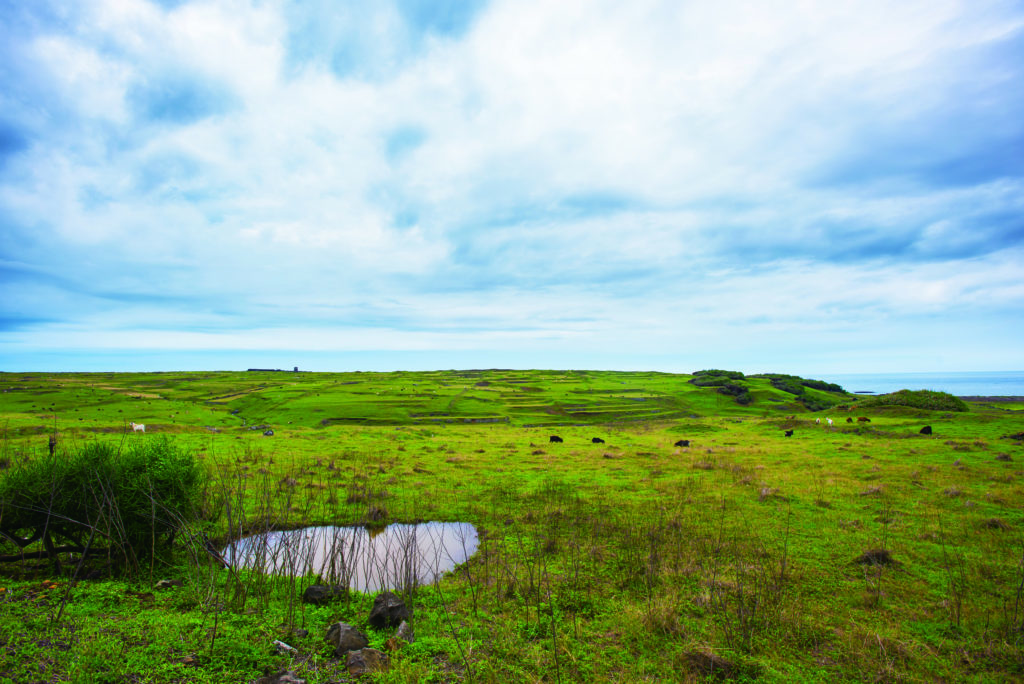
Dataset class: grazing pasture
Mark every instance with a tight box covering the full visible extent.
[0,369,1022,682]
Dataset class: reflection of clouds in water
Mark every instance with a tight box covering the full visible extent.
[222,522,478,593]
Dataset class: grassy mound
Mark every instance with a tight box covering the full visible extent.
[860,389,969,412]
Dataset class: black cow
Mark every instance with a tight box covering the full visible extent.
[919,425,932,435]
[549,435,563,443]
[846,417,853,423]
[674,439,690,448]
[784,429,794,437]
[592,437,605,444]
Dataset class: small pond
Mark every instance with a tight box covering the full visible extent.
[221,522,478,593]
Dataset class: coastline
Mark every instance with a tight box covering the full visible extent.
[958,396,1024,402]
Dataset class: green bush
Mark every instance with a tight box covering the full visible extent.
[718,382,753,405]
[692,369,745,381]
[860,390,969,412]
[0,437,204,564]
[755,373,846,395]
[768,377,805,395]
[799,395,838,412]
[801,378,845,393]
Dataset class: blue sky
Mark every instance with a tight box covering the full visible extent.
[1,0,1023,375]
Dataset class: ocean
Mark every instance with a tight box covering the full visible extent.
[818,371,1024,397]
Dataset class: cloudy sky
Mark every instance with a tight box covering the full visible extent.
[1,0,1022,375]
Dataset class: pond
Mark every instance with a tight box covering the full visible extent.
[221,522,479,593]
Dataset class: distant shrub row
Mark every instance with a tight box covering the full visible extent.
[689,371,752,404]
[859,389,969,412]
[691,369,745,384]
[753,373,846,395]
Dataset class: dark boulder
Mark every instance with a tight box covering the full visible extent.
[302,584,346,605]
[368,591,411,630]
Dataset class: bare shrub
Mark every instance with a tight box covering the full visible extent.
[855,549,899,567]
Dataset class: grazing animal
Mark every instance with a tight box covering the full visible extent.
[263,429,274,437]
[549,435,563,443]
[919,425,932,435]
[129,422,145,433]
[826,418,834,427]
[846,417,853,423]
[857,417,871,423]
[785,415,795,420]
[674,439,690,448]
[784,429,794,437]
[592,437,605,444]
[815,418,821,425]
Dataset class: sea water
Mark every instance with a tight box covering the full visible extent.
[819,371,1024,397]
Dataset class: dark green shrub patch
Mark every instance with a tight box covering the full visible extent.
[0,436,204,567]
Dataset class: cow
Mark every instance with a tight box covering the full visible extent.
[815,418,821,425]
[129,422,145,433]
[857,417,871,423]
[826,418,834,427]
[846,417,853,423]
[674,439,690,448]
[263,429,274,437]
[784,429,794,437]
[549,435,563,443]
[592,437,605,444]
[919,425,932,435]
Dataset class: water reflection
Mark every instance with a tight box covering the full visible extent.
[221,522,478,593]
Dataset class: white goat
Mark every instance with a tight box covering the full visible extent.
[130,422,146,433]
[826,418,834,427]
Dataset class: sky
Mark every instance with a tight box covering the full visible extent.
[1,0,1023,376]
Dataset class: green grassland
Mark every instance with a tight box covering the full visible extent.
[1,369,1023,682]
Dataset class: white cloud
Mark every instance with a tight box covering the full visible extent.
[2,0,1023,372]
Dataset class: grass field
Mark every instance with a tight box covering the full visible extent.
[1,369,1023,682]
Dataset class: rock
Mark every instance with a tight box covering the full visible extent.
[254,671,306,684]
[302,584,346,605]
[395,620,414,644]
[272,640,297,654]
[325,622,369,656]
[346,648,389,675]
[385,620,415,651]
[368,591,411,630]
[155,579,183,589]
